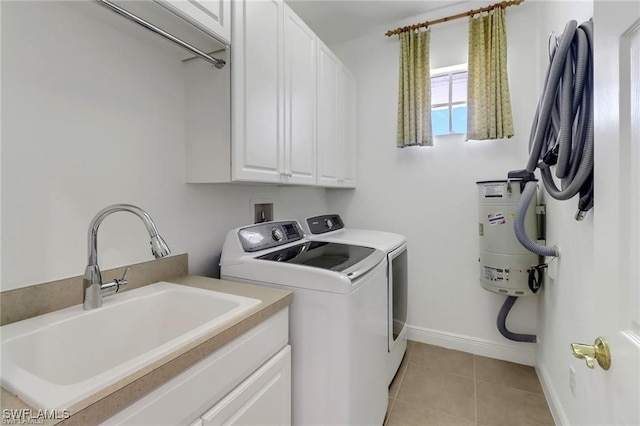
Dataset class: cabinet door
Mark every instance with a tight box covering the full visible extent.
[283,6,316,185]
[339,65,357,187]
[316,41,341,187]
[232,0,283,183]
[155,0,231,44]
[201,346,291,426]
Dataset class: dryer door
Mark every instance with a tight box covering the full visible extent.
[388,244,408,351]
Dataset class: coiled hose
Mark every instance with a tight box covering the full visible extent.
[498,20,592,343]
[513,19,593,258]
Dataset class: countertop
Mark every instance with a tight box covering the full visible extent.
[0,275,293,425]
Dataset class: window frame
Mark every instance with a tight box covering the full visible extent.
[430,64,468,136]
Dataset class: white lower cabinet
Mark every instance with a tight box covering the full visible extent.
[198,346,290,425]
[102,308,290,426]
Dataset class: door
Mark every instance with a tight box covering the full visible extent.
[283,5,317,185]
[590,2,640,424]
[339,65,357,187]
[388,243,408,351]
[200,346,291,425]
[231,0,283,183]
[316,41,341,187]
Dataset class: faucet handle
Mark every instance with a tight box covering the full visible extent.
[114,267,130,292]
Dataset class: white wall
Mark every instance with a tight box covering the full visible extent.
[533,2,595,425]
[0,1,328,291]
[328,1,543,364]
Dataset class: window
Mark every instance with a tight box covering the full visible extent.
[431,65,467,136]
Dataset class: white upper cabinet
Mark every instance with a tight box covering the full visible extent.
[183,0,355,187]
[316,41,340,187]
[340,66,357,187]
[231,0,284,183]
[232,0,317,184]
[317,41,357,188]
[155,0,231,44]
[283,6,317,185]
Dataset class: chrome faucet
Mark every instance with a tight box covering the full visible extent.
[83,204,171,310]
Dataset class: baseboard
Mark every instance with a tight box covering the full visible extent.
[406,324,536,366]
[536,364,569,426]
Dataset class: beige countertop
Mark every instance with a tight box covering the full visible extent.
[0,275,292,426]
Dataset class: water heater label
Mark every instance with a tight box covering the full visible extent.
[484,266,505,282]
[488,212,506,226]
[483,184,504,198]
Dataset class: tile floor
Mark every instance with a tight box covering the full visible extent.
[386,341,555,426]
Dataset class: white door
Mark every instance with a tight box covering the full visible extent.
[339,65,357,188]
[231,0,283,183]
[316,41,341,187]
[590,2,640,424]
[200,346,291,425]
[283,6,317,185]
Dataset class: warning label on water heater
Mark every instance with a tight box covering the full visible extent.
[484,266,505,282]
[488,212,506,226]
[483,183,505,198]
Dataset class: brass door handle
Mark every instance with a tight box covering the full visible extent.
[570,337,611,370]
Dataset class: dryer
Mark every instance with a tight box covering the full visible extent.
[304,214,408,385]
[220,220,388,426]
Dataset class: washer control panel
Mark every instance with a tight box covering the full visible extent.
[238,220,305,252]
[306,214,345,234]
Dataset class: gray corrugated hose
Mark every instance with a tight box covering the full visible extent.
[497,296,537,343]
[514,19,593,258]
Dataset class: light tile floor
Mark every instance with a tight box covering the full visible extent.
[386,341,555,426]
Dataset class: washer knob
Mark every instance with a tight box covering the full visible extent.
[324,218,334,229]
[272,228,284,242]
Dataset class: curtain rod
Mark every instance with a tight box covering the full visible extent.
[385,0,524,37]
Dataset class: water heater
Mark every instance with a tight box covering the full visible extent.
[477,180,541,296]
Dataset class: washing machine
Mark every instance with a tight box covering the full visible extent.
[220,220,388,426]
[303,214,408,385]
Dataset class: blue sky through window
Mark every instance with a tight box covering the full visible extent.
[432,109,449,136]
[452,106,467,134]
[430,68,467,136]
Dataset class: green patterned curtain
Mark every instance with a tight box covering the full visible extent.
[467,7,514,140]
[397,30,432,147]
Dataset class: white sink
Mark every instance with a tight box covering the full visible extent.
[0,281,261,410]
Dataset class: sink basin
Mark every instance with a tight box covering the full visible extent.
[0,281,261,410]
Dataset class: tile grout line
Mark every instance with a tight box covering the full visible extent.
[475,378,547,397]
[393,344,412,396]
[384,398,395,426]
[386,342,413,423]
[403,359,476,381]
[473,355,478,426]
